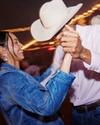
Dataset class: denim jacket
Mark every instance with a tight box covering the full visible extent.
[0,63,75,125]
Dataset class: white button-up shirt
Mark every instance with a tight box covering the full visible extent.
[70,25,100,106]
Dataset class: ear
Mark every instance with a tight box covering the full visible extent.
[0,46,3,56]
[0,47,8,62]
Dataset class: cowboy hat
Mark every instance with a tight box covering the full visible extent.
[31,0,83,41]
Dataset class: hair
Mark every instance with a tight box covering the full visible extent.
[0,31,8,64]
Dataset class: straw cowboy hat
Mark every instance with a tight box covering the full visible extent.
[31,0,83,41]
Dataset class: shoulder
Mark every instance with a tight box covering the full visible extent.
[0,70,26,83]
[76,24,100,32]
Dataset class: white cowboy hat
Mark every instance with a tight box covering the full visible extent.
[31,0,83,41]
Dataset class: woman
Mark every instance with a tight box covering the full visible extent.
[0,31,74,125]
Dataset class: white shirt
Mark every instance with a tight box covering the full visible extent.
[70,25,100,106]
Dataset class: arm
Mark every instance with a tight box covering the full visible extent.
[3,54,74,116]
[39,46,72,87]
[34,45,65,83]
[57,25,100,73]
[79,47,91,65]
[57,25,91,64]
[36,45,65,87]
[76,25,100,72]
[60,53,72,73]
[51,45,65,71]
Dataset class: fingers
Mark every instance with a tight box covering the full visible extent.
[56,25,71,40]
[62,25,79,38]
[61,32,79,41]
[56,32,63,40]
[55,25,83,59]
[56,25,79,41]
[64,25,75,32]
[60,30,79,53]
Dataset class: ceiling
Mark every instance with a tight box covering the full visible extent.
[0,0,100,43]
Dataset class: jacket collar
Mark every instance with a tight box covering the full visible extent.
[0,63,17,71]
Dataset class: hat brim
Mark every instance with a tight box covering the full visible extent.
[31,3,83,41]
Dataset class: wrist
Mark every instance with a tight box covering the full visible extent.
[79,47,91,64]
[61,53,72,73]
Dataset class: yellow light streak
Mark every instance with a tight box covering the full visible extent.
[21,40,37,50]
[69,3,100,25]
[1,27,30,33]
[49,41,55,45]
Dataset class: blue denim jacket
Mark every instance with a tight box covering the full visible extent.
[0,63,75,125]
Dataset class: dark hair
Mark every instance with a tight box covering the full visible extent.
[0,32,8,46]
[0,31,8,64]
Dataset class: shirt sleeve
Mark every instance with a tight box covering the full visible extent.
[76,25,100,73]
[3,70,75,116]
[83,51,100,73]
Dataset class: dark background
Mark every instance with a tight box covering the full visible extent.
[0,0,100,125]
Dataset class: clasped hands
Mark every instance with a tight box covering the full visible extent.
[56,25,84,59]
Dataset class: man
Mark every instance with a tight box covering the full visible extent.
[57,24,100,125]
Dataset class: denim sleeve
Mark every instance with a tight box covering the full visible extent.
[3,71,75,116]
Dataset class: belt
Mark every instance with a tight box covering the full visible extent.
[73,100,100,113]
[24,109,59,123]
[30,112,58,122]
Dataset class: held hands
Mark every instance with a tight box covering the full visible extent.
[56,25,84,59]
[42,24,90,75]
[51,25,89,72]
